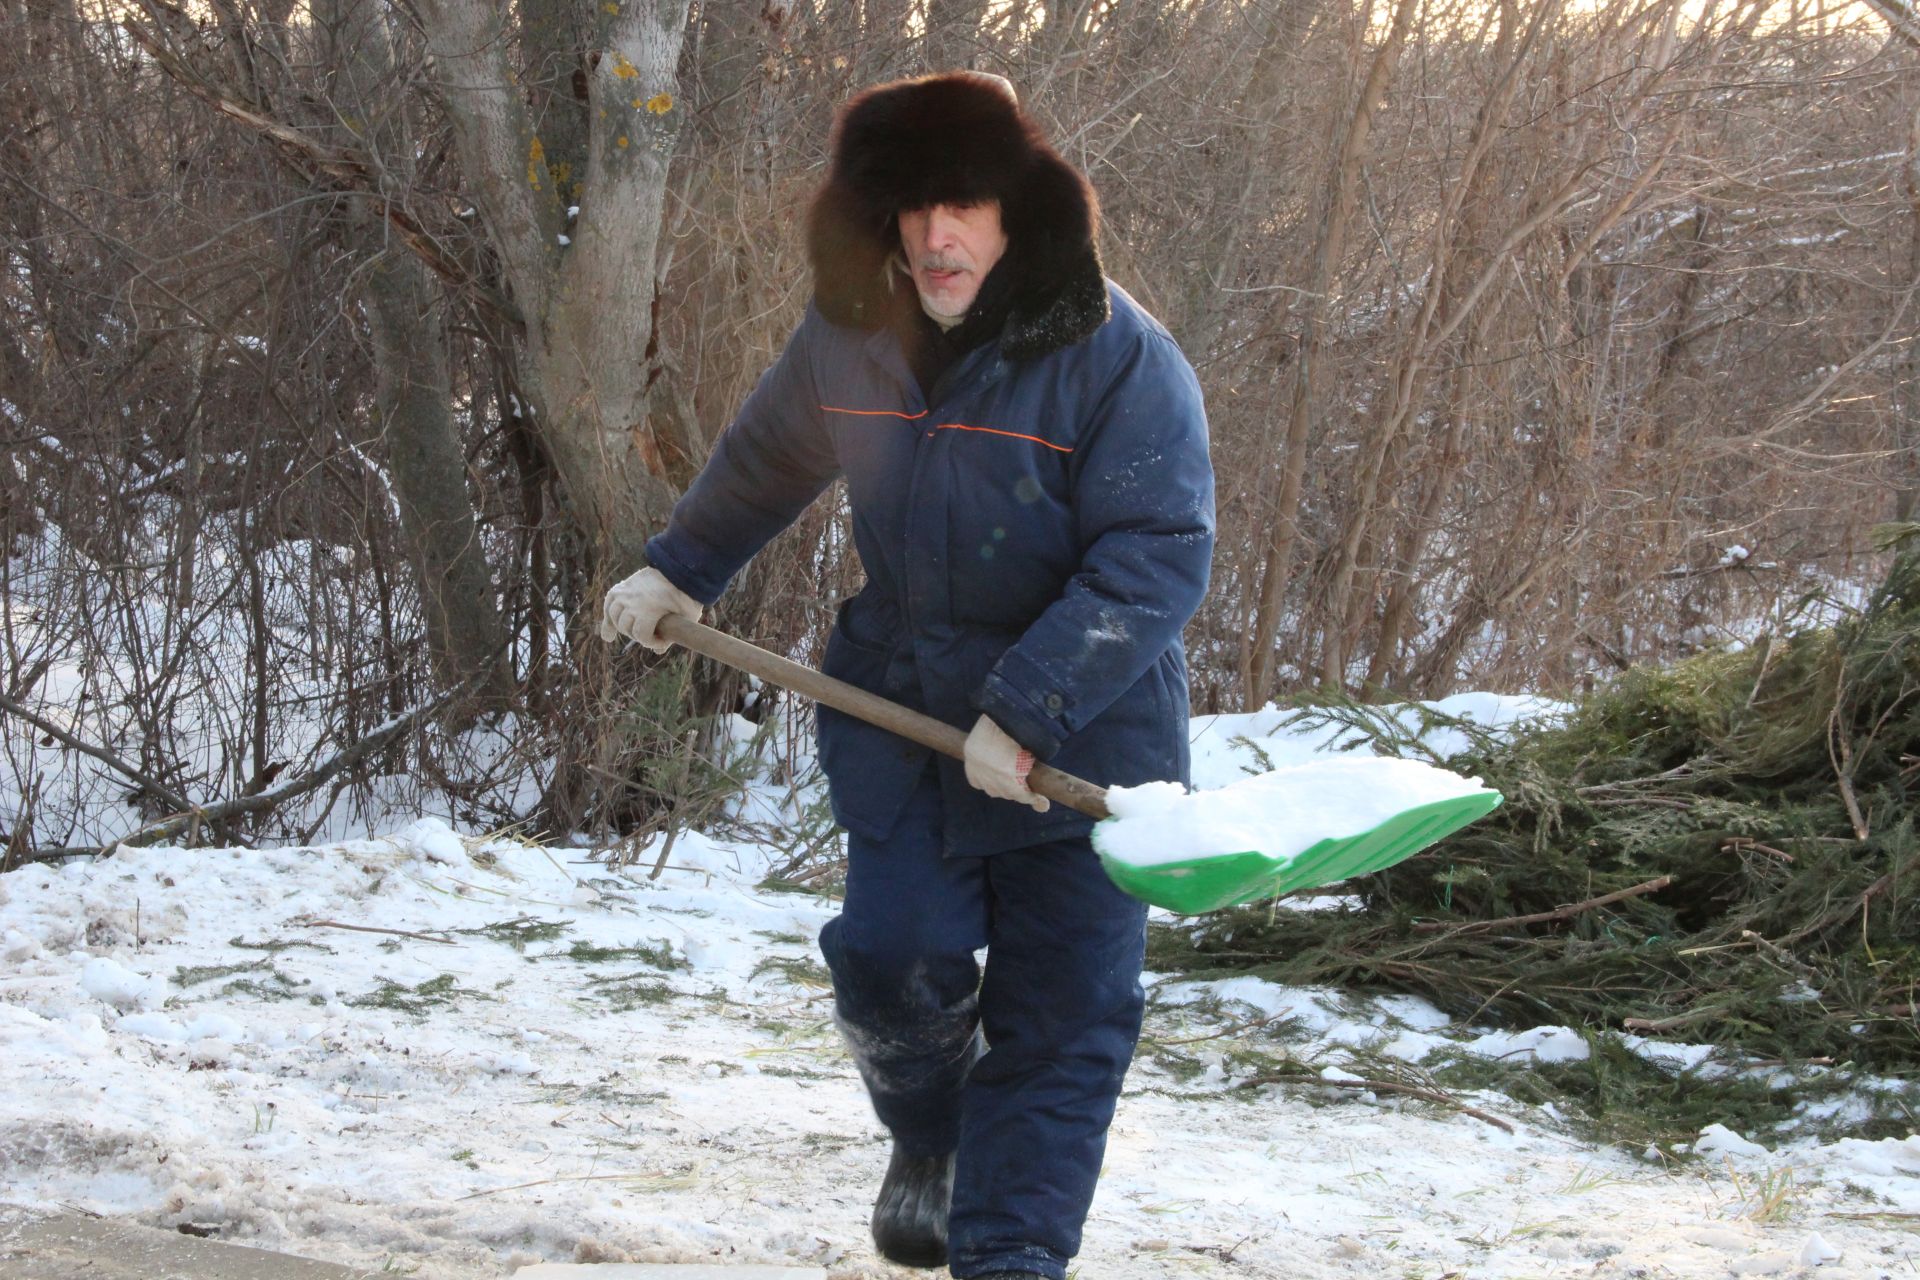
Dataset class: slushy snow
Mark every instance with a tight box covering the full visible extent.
[3,706,1917,1278]
[1096,755,1494,867]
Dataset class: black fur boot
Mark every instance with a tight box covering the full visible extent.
[870,1144,956,1267]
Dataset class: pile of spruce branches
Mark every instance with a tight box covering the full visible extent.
[1161,545,1919,1073]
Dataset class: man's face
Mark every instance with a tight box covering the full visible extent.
[899,201,1008,322]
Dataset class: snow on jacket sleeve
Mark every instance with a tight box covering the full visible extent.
[643,313,840,605]
[971,330,1215,761]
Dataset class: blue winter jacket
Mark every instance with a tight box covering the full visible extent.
[645,282,1214,856]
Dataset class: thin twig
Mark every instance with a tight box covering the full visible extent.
[1721,837,1794,862]
[294,918,458,946]
[565,860,719,875]
[1148,1008,1296,1047]
[649,820,682,882]
[1834,768,1869,841]
[780,857,847,885]
[1622,1006,1723,1033]
[1781,869,1896,944]
[1828,660,1870,840]
[1739,929,1821,979]
[1413,876,1672,934]
[1237,1073,1515,1133]
[457,1170,688,1200]
[1575,763,1700,793]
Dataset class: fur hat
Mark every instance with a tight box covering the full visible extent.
[805,72,1110,360]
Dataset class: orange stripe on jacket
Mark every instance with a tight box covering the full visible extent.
[819,405,929,420]
[935,423,1072,453]
[819,405,1072,454]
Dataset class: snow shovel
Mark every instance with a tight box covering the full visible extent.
[655,616,1501,914]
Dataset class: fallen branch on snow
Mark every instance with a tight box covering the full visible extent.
[12,669,490,862]
[1237,1072,1516,1133]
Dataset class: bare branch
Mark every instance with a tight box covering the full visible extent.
[1413,877,1676,935]
[106,672,492,853]
[120,15,522,328]
[0,692,194,816]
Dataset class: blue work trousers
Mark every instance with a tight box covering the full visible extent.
[818,767,1149,1280]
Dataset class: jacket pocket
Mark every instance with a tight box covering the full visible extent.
[816,597,931,841]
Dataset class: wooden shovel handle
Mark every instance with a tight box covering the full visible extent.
[656,615,1112,820]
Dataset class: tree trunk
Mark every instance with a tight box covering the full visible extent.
[519,0,594,206]
[320,0,510,710]
[409,0,695,579]
[362,253,511,703]
[406,0,697,832]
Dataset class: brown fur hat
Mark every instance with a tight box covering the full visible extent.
[805,73,1109,359]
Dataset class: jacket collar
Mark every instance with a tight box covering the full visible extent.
[997,249,1109,361]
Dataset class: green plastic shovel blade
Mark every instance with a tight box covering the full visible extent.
[1094,788,1503,915]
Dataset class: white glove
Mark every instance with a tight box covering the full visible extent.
[598,566,702,652]
[963,714,1049,813]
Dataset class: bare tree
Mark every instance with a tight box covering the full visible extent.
[1243,0,1419,702]
[9,0,1920,861]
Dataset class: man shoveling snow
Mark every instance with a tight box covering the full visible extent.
[602,70,1214,1280]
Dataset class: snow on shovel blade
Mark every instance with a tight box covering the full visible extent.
[1094,790,1502,914]
[648,618,1503,915]
[1090,761,1504,915]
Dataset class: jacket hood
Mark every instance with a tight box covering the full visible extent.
[804,72,1110,361]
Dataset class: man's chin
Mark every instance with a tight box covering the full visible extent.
[916,289,973,323]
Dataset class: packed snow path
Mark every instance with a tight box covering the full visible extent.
[2,821,1915,1280]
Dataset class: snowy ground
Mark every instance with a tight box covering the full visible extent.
[3,706,1918,1279]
